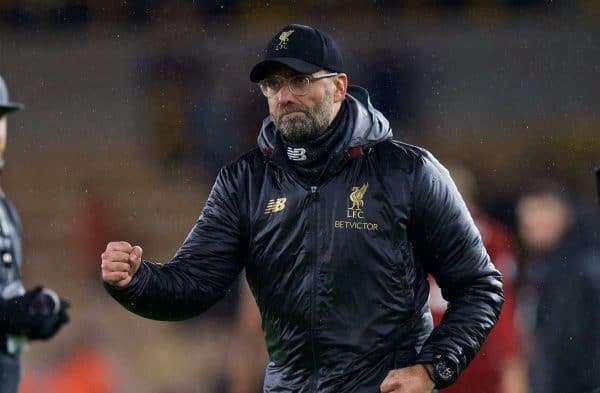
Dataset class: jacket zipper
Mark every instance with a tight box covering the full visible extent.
[309,185,319,392]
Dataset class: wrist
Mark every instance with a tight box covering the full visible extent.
[421,363,436,387]
[429,355,458,389]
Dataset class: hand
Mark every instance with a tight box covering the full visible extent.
[380,364,435,393]
[101,241,143,288]
[1,286,70,340]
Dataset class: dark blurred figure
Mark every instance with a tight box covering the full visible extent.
[516,180,600,393]
[595,163,600,204]
[429,164,527,393]
[140,51,199,172]
[362,49,421,131]
[0,75,69,393]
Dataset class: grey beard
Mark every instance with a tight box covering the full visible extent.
[275,102,332,144]
[278,114,326,144]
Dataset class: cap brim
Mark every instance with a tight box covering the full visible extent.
[0,102,24,116]
[250,58,321,82]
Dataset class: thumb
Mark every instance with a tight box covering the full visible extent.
[129,246,143,275]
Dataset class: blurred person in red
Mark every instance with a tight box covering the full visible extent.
[17,340,116,393]
[0,74,69,393]
[428,164,527,393]
[72,183,124,281]
[516,179,600,393]
[42,341,116,393]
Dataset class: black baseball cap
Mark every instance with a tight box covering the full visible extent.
[0,75,24,116]
[250,24,344,83]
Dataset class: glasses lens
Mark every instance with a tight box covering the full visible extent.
[259,78,282,97]
[289,76,310,96]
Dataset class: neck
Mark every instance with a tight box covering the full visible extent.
[276,100,352,181]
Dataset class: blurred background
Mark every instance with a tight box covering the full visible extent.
[1,1,599,392]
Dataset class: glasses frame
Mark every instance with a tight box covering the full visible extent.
[258,72,339,98]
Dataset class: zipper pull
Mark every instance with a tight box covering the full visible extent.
[310,186,319,200]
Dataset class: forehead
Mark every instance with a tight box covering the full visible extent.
[517,194,567,216]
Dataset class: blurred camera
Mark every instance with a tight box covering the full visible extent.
[28,288,61,317]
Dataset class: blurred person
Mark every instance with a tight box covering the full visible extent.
[516,180,600,393]
[101,24,504,392]
[0,75,69,393]
[42,340,115,393]
[72,184,116,280]
[428,164,527,393]
[362,49,421,130]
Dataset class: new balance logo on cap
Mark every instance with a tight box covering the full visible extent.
[264,198,287,214]
[287,147,307,161]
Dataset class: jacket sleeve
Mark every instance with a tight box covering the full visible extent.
[105,166,246,321]
[411,152,504,375]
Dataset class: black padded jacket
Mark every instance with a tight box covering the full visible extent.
[106,86,504,392]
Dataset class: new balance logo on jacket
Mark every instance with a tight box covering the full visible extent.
[264,198,287,214]
[286,147,307,161]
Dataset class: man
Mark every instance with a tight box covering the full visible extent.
[102,24,504,392]
[516,180,600,393]
[0,75,70,393]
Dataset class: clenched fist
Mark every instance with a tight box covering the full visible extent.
[101,241,143,288]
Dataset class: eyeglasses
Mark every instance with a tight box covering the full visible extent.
[258,72,339,98]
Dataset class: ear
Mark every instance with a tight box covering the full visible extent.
[332,73,348,103]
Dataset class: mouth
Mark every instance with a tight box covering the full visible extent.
[281,111,306,118]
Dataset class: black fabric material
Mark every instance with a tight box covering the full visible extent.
[0,196,23,390]
[105,88,503,392]
[273,100,352,182]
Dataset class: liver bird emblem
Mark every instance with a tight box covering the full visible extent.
[279,29,294,44]
[275,30,295,50]
[349,183,369,210]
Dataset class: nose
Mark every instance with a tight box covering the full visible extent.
[273,83,295,105]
